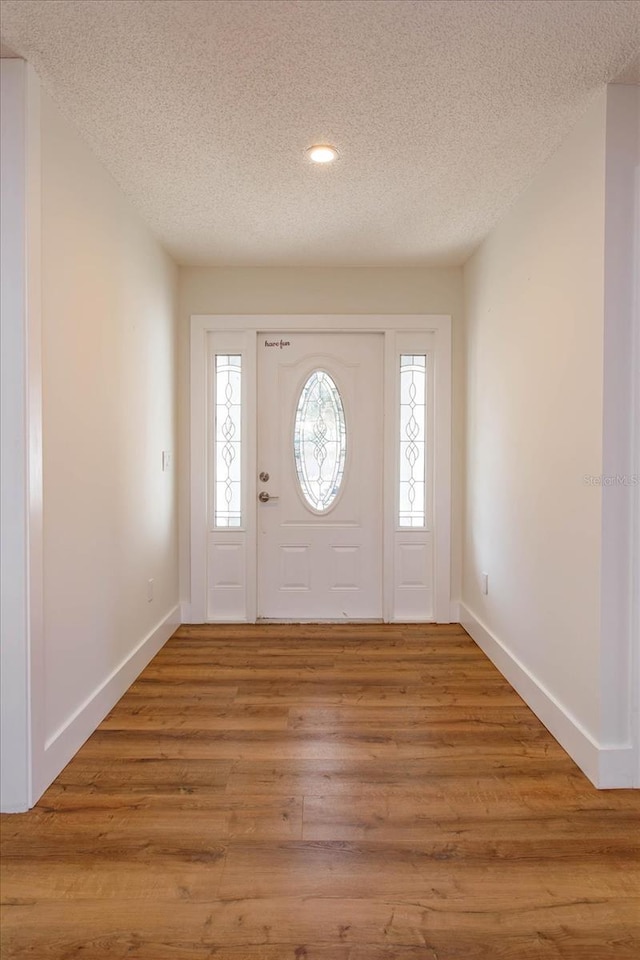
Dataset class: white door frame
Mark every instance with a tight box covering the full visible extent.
[189,315,452,623]
[0,61,44,812]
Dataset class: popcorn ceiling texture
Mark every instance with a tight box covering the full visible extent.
[1,0,638,266]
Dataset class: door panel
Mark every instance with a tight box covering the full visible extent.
[257,333,383,619]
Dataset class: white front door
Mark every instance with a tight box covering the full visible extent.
[257,332,383,619]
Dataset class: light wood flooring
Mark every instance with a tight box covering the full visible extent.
[1,623,639,959]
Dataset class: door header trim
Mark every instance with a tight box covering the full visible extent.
[192,314,451,334]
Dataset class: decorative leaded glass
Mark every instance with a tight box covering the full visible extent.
[214,355,242,527]
[294,371,347,512]
[399,355,426,527]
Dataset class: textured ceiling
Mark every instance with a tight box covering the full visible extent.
[1,0,638,266]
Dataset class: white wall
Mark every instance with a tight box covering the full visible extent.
[178,266,464,616]
[461,86,639,787]
[32,90,180,801]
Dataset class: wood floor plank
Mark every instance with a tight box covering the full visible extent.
[1,851,227,902]
[11,792,301,848]
[52,756,233,788]
[226,757,580,797]
[76,728,562,764]
[124,680,239,701]
[101,703,289,731]
[218,839,639,900]
[1,622,639,960]
[301,795,640,842]
[234,681,525,706]
[3,896,638,958]
[141,664,422,683]
[287,704,549,731]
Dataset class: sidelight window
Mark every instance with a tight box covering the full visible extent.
[399,354,426,527]
[214,354,242,527]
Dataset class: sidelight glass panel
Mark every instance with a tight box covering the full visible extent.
[294,370,347,512]
[214,355,242,527]
[399,355,426,527]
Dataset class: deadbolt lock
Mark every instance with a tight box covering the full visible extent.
[259,471,270,482]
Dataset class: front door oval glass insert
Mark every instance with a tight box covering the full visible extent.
[293,370,347,512]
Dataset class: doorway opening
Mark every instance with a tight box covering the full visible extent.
[188,315,452,623]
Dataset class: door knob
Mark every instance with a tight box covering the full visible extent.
[258,491,279,503]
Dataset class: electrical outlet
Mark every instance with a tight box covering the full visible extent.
[481,572,489,595]
[147,578,154,602]
[162,451,171,472]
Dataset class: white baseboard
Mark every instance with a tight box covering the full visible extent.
[459,603,637,789]
[597,745,638,789]
[38,604,180,801]
[449,600,460,623]
[180,600,192,623]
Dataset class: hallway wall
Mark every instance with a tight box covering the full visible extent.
[462,86,639,787]
[35,89,180,799]
[177,265,464,616]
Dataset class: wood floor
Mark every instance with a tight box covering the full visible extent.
[1,623,639,959]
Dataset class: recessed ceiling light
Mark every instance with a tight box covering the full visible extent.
[307,144,339,164]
